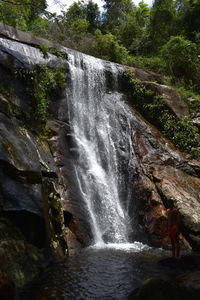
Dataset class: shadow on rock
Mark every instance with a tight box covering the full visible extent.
[158,254,200,270]
[0,275,15,300]
[128,278,199,300]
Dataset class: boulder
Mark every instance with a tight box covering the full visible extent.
[132,67,165,84]
[0,23,63,51]
[143,82,189,118]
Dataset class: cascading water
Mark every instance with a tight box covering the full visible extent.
[65,50,137,246]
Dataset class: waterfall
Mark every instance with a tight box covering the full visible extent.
[65,51,136,245]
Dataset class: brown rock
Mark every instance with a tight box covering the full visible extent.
[130,67,165,84]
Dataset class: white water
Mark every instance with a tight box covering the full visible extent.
[66,51,136,245]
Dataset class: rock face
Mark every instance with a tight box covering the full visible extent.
[0,25,68,287]
[0,23,200,285]
[130,114,200,249]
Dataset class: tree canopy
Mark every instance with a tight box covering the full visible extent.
[0,0,47,30]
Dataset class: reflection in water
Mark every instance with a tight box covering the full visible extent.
[19,246,167,300]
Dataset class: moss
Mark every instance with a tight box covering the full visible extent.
[42,180,67,256]
[48,192,66,252]
[0,82,14,98]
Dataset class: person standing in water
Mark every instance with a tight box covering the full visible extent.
[167,202,181,258]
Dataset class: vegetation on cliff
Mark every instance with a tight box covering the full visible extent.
[13,65,66,134]
[123,69,200,158]
[0,0,199,159]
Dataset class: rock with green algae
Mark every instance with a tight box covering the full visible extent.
[128,278,199,300]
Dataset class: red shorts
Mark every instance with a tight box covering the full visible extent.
[168,225,179,240]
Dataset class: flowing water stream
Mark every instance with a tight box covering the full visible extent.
[65,50,137,246]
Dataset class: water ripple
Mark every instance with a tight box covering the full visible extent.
[19,246,166,300]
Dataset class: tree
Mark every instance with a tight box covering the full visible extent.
[136,1,150,28]
[65,0,100,33]
[102,0,134,32]
[117,1,150,53]
[148,0,177,53]
[0,0,47,30]
[161,36,200,84]
[85,0,100,32]
[91,29,129,64]
[178,0,200,40]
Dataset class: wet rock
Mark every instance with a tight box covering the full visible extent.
[131,114,200,249]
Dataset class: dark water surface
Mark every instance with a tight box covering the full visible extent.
[19,243,171,300]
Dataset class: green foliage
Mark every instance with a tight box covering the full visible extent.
[28,16,52,40]
[0,0,47,31]
[123,69,200,159]
[148,0,177,53]
[39,44,68,60]
[32,66,65,122]
[177,0,200,40]
[122,69,146,101]
[48,14,93,53]
[174,85,200,114]
[127,55,164,74]
[92,29,129,64]
[14,65,66,130]
[103,0,134,31]
[116,10,142,52]
[0,82,14,99]
[39,44,49,58]
[65,0,100,33]
[161,36,200,84]
[161,115,200,158]
[48,191,66,252]
[136,1,150,27]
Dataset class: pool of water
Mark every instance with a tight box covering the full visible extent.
[19,243,169,300]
